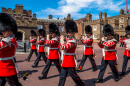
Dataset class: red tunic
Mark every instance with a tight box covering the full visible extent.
[123,38,130,57]
[98,38,117,60]
[37,38,45,52]
[82,36,93,55]
[30,38,37,50]
[46,37,59,59]
[60,37,77,67]
[0,35,18,77]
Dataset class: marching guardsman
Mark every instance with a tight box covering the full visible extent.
[95,24,119,83]
[0,13,22,86]
[58,20,84,86]
[120,25,130,76]
[119,35,123,47]
[25,30,37,61]
[76,25,97,72]
[38,22,61,80]
[32,29,47,67]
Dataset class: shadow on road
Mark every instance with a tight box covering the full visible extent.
[82,79,96,86]
[19,70,38,75]
[47,74,60,79]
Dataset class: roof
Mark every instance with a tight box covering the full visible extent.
[37,18,65,23]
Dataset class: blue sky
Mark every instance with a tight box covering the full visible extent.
[0,0,130,20]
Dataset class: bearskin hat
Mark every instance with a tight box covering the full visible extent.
[38,29,46,37]
[49,22,59,35]
[85,25,92,35]
[0,31,3,35]
[103,24,114,37]
[65,20,78,33]
[0,13,17,34]
[125,25,130,35]
[30,30,37,36]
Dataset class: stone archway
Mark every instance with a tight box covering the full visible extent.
[15,29,25,41]
[114,33,119,42]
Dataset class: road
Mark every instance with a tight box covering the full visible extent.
[5,43,130,86]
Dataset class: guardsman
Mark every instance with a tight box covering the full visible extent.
[119,35,123,47]
[38,22,61,80]
[58,20,84,86]
[0,13,22,86]
[76,25,97,72]
[120,25,130,76]
[95,24,119,83]
[32,29,47,67]
[25,30,37,61]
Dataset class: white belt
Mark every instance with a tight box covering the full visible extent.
[31,43,36,45]
[50,48,58,49]
[64,53,75,55]
[39,45,45,46]
[105,49,115,51]
[0,56,14,61]
[85,45,92,47]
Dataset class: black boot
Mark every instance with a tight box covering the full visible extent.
[32,65,38,68]
[92,69,97,72]
[25,59,29,62]
[119,72,125,76]
[115,78,119,82]
[94,79,103,83]
[38,75,47,80]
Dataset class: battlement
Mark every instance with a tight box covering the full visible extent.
[84,19,104,24]
[107,15,119,19]
[1,5,37,27]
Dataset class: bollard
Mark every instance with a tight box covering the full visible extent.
[24,42,26,53]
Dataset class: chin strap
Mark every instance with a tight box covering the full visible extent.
[3,31,9,37]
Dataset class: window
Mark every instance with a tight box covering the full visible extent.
[120,25,124,28]
[120,18,124,22]
[37,25,43,30]
[93,34,97,39]
[59,26,64,32]
[93,26,97,31]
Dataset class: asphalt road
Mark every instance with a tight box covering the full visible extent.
[5,43,130,86]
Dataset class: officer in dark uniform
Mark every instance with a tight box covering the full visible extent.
[25,30,37,61]
[58,20,85,86]
[0,13,22,86]
[32,29,47,67]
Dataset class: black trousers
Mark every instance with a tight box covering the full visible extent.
[122,55,130,72]
[79,54,97,70]
[34,52,47,66]
[0,74,22,86]
[27,49,37,61]
[41,59,61,77]
[58,67,84,86]
[120,43,124,47]
[98,58,119,80]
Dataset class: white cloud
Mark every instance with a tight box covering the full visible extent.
[36,0,126,20]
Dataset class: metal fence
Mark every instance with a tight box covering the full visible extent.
[16,40,30,52]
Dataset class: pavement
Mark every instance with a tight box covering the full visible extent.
[5,43,130,86]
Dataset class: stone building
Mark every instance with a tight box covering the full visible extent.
[75,9,130,42]
[37,15,66,36]
[1,4,37,41]
[1,4,130,43]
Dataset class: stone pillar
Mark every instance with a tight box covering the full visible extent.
[48,15,52,19]
[99,12,102,19]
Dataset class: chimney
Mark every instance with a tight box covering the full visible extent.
[99,12,102,19]
[48,15,52,19]
[57,18,59,20]
[33,13,36,18]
